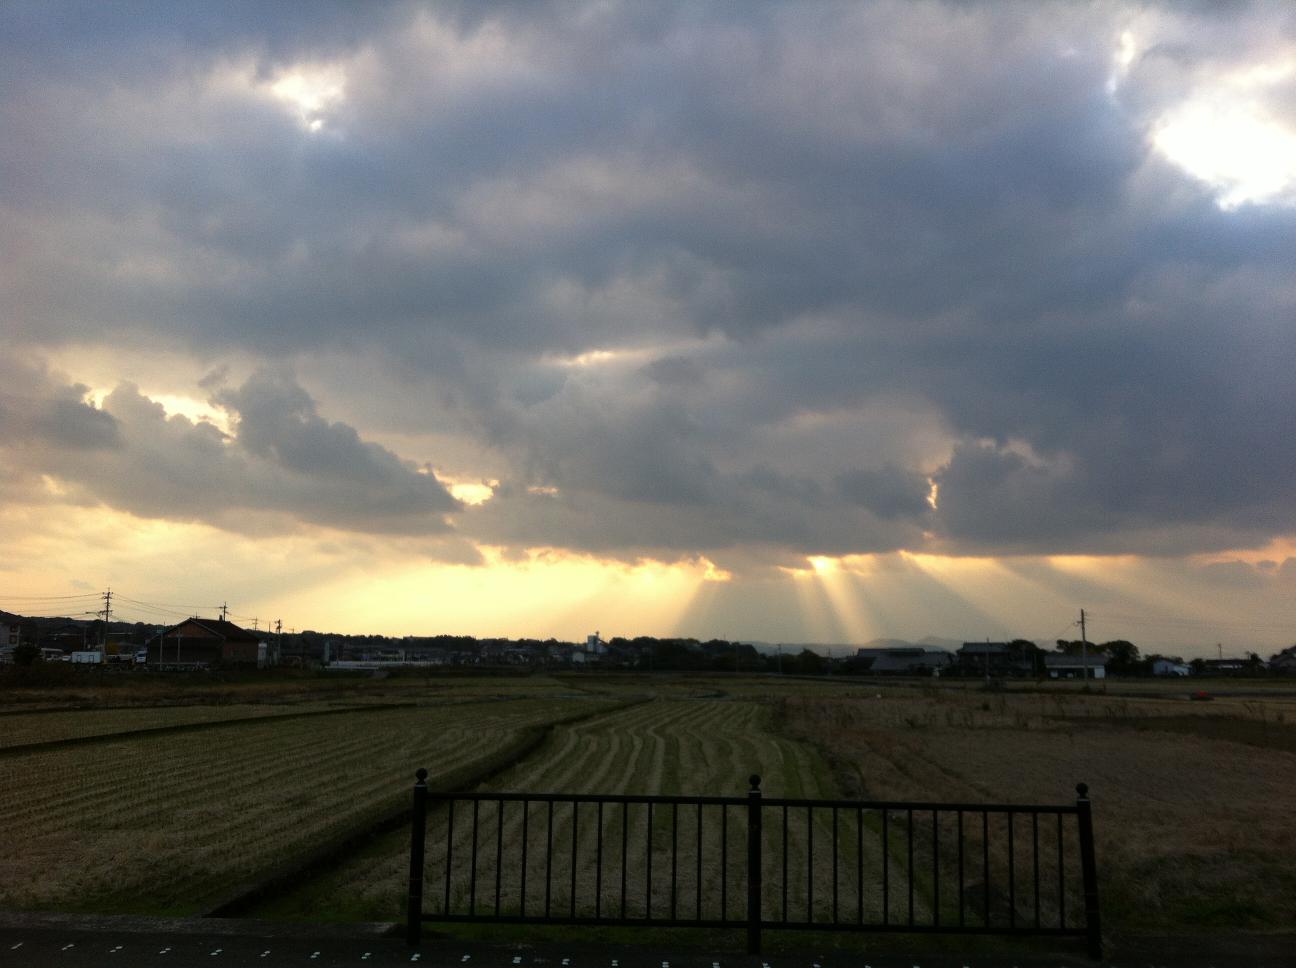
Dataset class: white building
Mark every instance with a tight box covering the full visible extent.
[1151,658,1191,677]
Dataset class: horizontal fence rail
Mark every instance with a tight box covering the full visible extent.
[407,772,1101,958]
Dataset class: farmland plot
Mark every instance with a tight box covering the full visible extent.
[782,694,1296,932]
[273,696,907,928]
[0,697,613,915]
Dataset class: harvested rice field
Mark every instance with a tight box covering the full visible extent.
[4,673,1294,946]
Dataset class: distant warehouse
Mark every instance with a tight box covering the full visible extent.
[147,618,267,668]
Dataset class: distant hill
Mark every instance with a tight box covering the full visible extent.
[748,637,959,655]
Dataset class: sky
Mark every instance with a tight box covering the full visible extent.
[3,1,1296,656]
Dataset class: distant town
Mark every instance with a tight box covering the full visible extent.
[3,606,1294,679]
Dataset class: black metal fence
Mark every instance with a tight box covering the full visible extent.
[406,772,1101,958]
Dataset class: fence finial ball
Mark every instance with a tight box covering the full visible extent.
[1076,782,1089,799]
[416,768,428,783]
[749,774,761,791]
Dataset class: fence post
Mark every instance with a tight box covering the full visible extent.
[407,768,429,946]
[1075,782,1102,961]
[746,774,763,955]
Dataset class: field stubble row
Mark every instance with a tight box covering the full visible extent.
[0,696,616,915]
[781,691,1296,933]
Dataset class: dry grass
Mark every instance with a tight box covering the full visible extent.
[0,696,615,914]
[781,688,1296,933]
[265,695,842,922]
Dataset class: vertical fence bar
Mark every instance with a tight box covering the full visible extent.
[646,802,654,921]
[807,805,814,923]
[570,801,579,918]
[1007,810,1015,929]
[832,806,839,924]
[495,800,504,916]
[781,805,788,923]
[721,805,729,921]
[469,799,480,916]
[931,810,939,928]
[1005,808,1016,933]
[1076,784,1102,960]
[444,799,456,918]
[671,803,678,919]
[544,801,553,917]
[746,775,762,955]
[596,801,604,919]
[406,769,428,947]
[882,809,890,926]
[1032,811,1040,929]
[621,801,628,920]
[907,808,914,926]
[957,808,965,927]
[696,803,703,921]
[520,801,529,917]
[856,807,864,926]
[1056,812,1066,929]
[982,811,990,927]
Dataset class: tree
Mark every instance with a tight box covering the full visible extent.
[1102,640,1141,675]
[12,643,38,667]
[788,649,824,675]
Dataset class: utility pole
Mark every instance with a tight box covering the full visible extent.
[100,588,113,652]
[1079,608,1089,682]
[220,602,228,622]
[777,644,783,676]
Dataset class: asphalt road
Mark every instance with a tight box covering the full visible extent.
[1,914,1291,968]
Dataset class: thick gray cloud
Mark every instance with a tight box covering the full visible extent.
[0,363,460,535]
[3,1,1296,560]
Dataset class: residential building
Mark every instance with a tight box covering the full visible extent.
[852,646,952,675]
[956,641,1039,677]
[1270,646,1296,676]
[1044,653,1109,679]
[0,610,20,648]
[147,618,261,667]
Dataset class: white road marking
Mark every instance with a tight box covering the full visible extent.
[110,945,123,953]
[159,947,172,955]
[10,942,23,950]
[259,950,270,958]
[411,955,421,962]
[62,943,76,951]
[363,955,372,961]
[210,949,222,956]
[311,952,321,960]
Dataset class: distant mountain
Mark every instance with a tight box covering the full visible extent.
[746,637,959,655]
[916,635,962,650]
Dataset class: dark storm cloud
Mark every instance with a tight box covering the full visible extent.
[0,364,121,451]
[0,363,460,534]
[3,1,1296,558]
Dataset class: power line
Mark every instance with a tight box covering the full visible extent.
[1087,612,1296,635]
[0,593,102,603]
